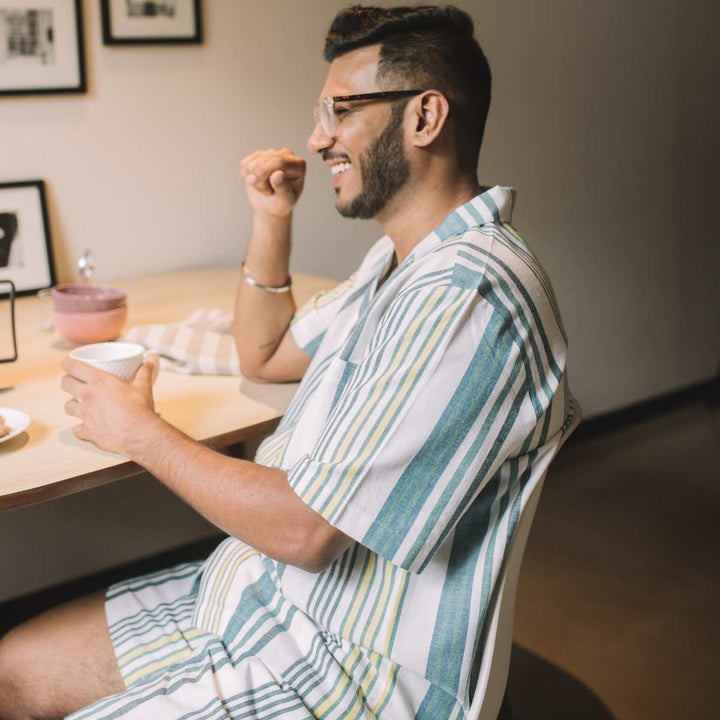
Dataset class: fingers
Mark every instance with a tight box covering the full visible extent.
[268,169,291,195]
[61,373,87,399]
[61,357,99,383]
[239,148,306,195]
[269,170,285,188]
[240,148,304,176]
[133,360,152,378]
[64,398,82,418]
[73,423,90,441]
[132,361,154,393]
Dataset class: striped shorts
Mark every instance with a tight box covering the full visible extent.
[66,538,447,719]
[66,556,316,719]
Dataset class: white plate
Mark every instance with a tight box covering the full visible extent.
[0,408,31,445]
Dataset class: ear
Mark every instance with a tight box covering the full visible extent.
[410,91,450,148]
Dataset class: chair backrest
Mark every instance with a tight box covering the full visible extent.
[468,405,580,719]
[467,472,546,720]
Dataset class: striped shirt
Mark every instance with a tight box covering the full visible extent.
[70,186,576,719]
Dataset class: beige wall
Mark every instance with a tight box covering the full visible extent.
[1,1,718,600]
[2,0,717,415]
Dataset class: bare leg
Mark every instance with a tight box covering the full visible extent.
[0,590,125,720]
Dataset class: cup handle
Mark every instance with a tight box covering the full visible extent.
[142,350,160,384]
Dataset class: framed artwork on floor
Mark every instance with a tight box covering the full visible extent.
[0,0,86,96]
[101,0,202,45]
[0,180,55,297]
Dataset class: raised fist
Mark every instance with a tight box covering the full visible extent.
[239,148,306,218]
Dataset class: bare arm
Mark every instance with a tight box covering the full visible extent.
[61,359,353,573]
[60,148,356,572]
[234,148,311,383]
[128,418,349,573]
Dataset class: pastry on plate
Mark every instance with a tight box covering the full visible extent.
[0,414,10,438]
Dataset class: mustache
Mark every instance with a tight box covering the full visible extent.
[322,151,351,162]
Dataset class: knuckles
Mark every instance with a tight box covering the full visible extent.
[240,148,304,176]
[72,424,88,440]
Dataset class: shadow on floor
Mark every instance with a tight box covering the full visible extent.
[505,644,615,720]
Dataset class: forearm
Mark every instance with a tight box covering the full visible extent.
[234,212,297,377]
[61,354,346,570]
[128,413,340,571]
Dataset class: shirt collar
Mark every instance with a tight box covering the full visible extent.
[434,185,516,241]
[401,185,516,266]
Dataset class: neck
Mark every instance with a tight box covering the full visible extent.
[377,174,483,264]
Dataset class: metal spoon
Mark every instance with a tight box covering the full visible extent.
[78,250,95,284]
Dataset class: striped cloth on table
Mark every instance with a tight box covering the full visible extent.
[69,186,578,719]
[121,308,240,375]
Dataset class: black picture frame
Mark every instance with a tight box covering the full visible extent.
[0,0,86,96]
[0,180,56,298]
[0,280,18,364]
[101,0,202,45]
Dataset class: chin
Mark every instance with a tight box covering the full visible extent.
[336,201,377,220]
[336,192,360,218]
[335,189,357,217]
[335,200,354,218]
[334,182,385,220]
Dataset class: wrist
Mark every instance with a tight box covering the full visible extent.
[123,409,168,462]
[245,212,293,287]
[241,262,292,293]
[253,209,293,228]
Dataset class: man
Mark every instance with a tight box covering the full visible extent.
[0,5,576,718]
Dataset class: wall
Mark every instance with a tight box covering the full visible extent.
[1,0,718,600]
[475,0,719,414]
[2,0,717,415]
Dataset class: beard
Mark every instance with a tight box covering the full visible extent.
[336,105,410,220]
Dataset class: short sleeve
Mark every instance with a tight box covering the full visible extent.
[290,273,357,358]
[287,278,565,573]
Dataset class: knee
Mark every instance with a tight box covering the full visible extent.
[0,629,43,720]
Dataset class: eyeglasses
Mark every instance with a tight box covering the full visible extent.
[313,90,424,138]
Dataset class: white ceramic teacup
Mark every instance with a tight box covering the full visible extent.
[69,342,159,382]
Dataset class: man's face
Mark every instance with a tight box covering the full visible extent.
[307,45,411,220]
[337,102,409,219]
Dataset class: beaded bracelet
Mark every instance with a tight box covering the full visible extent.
[241,262,292,293]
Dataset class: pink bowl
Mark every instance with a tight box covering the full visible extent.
[54,306,128,344]
[52,284,127,313]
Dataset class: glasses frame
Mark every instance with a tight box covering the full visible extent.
[314,90,424,138]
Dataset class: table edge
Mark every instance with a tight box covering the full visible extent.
[0,417,282,512]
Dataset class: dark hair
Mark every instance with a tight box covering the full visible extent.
[324,5,492,171]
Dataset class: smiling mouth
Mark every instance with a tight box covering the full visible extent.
[330,161,352,176]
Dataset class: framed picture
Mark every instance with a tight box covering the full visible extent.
[101,0,202,45]
[0,0,86,96]
[0,280,17,363]
[0,181,55,297]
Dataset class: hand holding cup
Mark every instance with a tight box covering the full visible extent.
[61,342,160,455]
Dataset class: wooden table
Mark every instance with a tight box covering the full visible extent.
[0,269,336,512]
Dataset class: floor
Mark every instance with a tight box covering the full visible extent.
[506,401,719,719]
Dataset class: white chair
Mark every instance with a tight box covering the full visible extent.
[468,405,580,719]
[467,471,547,720]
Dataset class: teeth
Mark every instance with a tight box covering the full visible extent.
[330,162,351,175]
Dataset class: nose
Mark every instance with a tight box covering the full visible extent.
[307,121,334,154]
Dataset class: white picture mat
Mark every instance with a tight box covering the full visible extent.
[0,0,81,90]
[0,186,51,293]
[109,0,196,38]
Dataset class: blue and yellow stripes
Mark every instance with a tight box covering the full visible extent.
[69,186,574,719]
